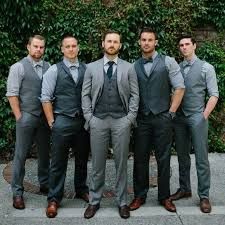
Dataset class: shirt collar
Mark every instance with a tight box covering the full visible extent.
[63,57,79,68]
[103,55,118,66]
[183,54,197,67]
[27,55,43,67]
[142,51,158,60]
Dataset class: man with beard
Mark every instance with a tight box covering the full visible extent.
[82,30,139,219]
[6,35,51,209]
[170,35,219,213]
[129,27,185,212]
[41,34,90,218]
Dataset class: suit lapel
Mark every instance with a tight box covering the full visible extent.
[117,58,123,83]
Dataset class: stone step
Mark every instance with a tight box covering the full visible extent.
[11,206,225,218]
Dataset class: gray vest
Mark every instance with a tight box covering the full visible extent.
[180,58,206,116]
[134,54,171,115]
[53,61,86,117]
[19,57,49,116]
[94,70,126,119]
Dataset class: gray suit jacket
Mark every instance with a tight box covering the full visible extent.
[82,58,139,130]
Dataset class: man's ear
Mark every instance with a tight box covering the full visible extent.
[155,40,158,46]
[27,44,30,52]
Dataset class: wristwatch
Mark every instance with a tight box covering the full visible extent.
[168,111,176,120]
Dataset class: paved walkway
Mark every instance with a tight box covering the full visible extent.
[1,153,225,225]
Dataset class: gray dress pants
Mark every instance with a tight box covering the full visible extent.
[12,111,50,197]
[89,116,131,207]
[174,112,210,199]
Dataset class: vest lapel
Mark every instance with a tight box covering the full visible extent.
[61,61,76,85]
[76,63,85,86]
[149,55,160,76]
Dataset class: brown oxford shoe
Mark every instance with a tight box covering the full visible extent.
[13,196,25,209]
[76,192,89,203]
[119,205,130,219]
[46,201,59,218]
[160,199,176,212]
[170,189,192,201]
[200,198,212,213]
[129,197,146,211]
[84,204,100,219]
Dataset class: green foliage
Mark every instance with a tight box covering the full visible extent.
[197,42,225,152]
[0,0,225,153]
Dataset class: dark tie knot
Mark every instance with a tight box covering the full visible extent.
[35,64,41,68]
[143,58,153,64]
[70,66,77,70]
[108,61,114,67]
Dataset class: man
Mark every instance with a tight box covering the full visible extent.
[129,27,185,212]
[82,30,139,219]
[6,35,51,209]
[170,35,219,213]
[41,34,90,218]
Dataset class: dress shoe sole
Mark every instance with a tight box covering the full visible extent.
[119,206,130,219]
[129,200,146,211]
[13,203,25,210]
[46,211,57,218]
[84,204,100,219]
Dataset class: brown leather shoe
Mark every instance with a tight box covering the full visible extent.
[76,192,89,203]
[160,199,176,212]
[119,205,130,219]
[84,204,100,219]
[170,189,192,201]
[129,197,146,211]
[200,198,211,213]
[13,196,25,209]
[46,201,59,218]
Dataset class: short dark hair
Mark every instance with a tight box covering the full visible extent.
[102,30,121,41]
[28,35,45,45]
[177,34,196,45]
[139,27,158,40]
[61,34,78,46]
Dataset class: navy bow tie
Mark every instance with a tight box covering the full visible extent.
[142,58,153,64]
[34,63,42,68]
[70,65,77,70]
[184,61,192,67]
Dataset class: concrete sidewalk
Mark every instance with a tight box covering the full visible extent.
[1,153,225,225]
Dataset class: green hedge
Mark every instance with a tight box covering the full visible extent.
[0,0,225,153]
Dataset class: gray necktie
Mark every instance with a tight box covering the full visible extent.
[34,64,42,79]
[70,66,78,83]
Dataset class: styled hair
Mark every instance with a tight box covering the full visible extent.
[61,34,78,46]
[177,34,196,45]
[139,27,158,40]
[102,30,121,41]
[28,35,45,45]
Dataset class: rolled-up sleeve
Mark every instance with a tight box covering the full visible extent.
[6,62,24,96]
[202,62,219,98]
[41,64,58,102]
[165,56,185,89]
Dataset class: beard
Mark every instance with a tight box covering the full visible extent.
[104,47,120,56]
[141,46,155,54]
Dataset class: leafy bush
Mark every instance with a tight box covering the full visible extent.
[0,0,225,153]
[197,42,225,152]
